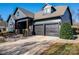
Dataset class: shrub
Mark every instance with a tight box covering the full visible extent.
[60,23,73,39]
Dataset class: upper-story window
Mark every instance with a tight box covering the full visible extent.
[17,12,19,16]
[44,8,51,14]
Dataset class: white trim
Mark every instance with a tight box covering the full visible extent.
[34,19,61,25]
[17,19,27,22]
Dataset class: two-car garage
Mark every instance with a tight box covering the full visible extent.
[34,19,60,36]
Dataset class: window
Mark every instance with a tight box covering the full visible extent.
[46,8,51,13]
[17,12,19,16]
[44,8,51,14]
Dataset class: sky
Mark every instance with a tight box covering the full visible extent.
[0,3,79,23]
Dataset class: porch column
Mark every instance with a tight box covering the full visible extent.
[15,21,18,34]
[26,20,29,36]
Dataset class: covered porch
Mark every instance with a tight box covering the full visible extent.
[15,18,33,36]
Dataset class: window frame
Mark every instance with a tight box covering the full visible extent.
[17,12,19,16]
[44,8,51,14]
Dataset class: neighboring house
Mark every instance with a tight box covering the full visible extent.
[7,4,72,36]
[0,17,7,33]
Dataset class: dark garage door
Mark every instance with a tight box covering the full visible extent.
[35,25,44,35]
[46,24,59,36]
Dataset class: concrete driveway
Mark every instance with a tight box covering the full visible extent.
[0,36,59,55]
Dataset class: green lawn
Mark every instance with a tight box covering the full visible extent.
[42,43,79,55]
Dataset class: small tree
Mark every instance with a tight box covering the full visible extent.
[60,23,73,39]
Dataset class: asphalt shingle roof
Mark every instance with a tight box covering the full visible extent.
[34,6,68,20]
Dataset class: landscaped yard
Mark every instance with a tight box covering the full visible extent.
[42,43,79,55]
[0,35,79,55]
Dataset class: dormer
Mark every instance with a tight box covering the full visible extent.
[43,4,56,14]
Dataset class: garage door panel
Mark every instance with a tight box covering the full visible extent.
[35,25,44,35]
[46,24,59,36]
[46,32,58,36]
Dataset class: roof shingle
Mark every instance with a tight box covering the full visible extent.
[34,6,68,20]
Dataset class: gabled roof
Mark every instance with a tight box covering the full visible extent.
[34,6,68,20]
[7,15,16,22]
[7,4,70,22]
[13,7,34,18]
[7,15,11,22]
[7,7,34,22]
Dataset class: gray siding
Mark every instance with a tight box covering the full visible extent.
[61,9,71,24]
[34,19,61,25]
[15,9,26,19]
[8,17,15,32]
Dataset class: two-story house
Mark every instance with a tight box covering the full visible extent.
[7,4,72,36]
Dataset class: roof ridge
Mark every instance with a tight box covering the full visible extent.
[18,7,34,15]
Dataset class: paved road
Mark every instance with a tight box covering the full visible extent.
[0,36,58,55]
